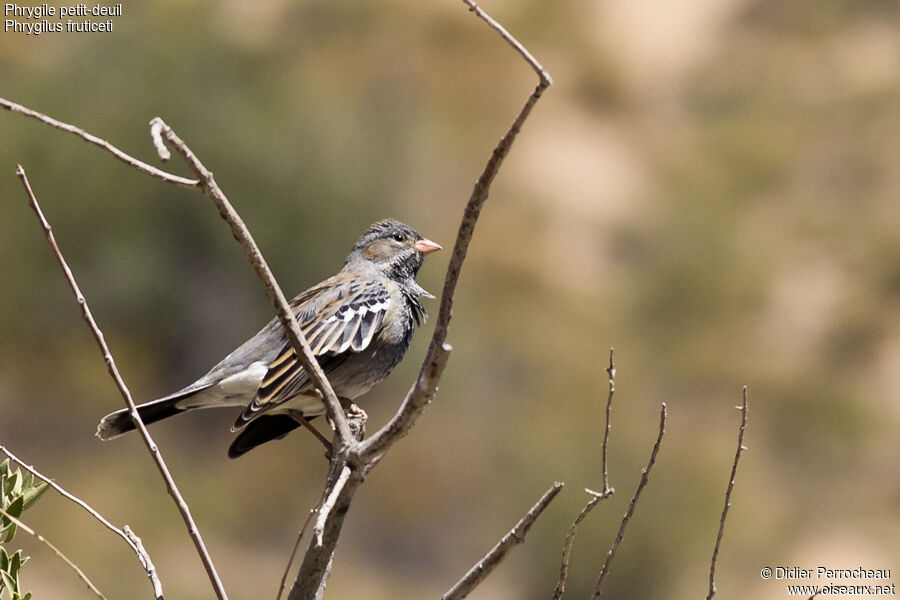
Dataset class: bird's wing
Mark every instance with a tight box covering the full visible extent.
[232,278,391,429]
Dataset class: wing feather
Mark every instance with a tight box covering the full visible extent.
[232,279,391,430]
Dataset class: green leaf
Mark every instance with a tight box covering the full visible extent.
[20,483,47,511]
[6,497,23,520]
[0,545,9,570]
[2,497,23,542]
[9,472,22,498]
[1,568,17,593]
[4,521,17,543]
[0,458,10,477]
[9,552,20,578]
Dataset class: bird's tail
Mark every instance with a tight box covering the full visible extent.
[96,381,219,440]
[96,396,189,440]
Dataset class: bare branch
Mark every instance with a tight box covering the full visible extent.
[0,96,199,188]
[0,506,107,600]
[289,4,552,597]
[441,482,564,600]
[358,0,552,465]
[553,349,617,599]
[0,445,162,599]
[706,388,750,600]
[313,467,351,547]
[601,348,615,495]
[276,500,324,600]
[592,403,667,599]
[16,165,228,600]
[461,0,552,86]
[288,471,363,600]
[147,118,352,447]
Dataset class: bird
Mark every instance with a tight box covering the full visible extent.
[96,219,442,458]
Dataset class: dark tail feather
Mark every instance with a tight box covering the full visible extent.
[96,397,187,440]
[227,415,303,459]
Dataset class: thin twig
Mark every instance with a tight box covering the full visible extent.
[312,466,351,547]
[592,403,667,599]
[148,118,352,446]
[288,471,363,600]
[441,482,564,600]
[552,489,607,600]
[0,96,199,188]
[16,165,227,600]
[461,0,552,86]
[0,506,107,600]
[0,445,163,599]
[601,348,615,494]
[553,349,618,599]
[707,388,749,600]
[276,500,324,600]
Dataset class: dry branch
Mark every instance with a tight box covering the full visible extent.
[553,349,617,600]
[706,388,749,600]
[1,97,199,188]
[289,2,552,597]
[441,482,564,600]
[592,403,667,599]
[358,0,551,464]
[0,445,162,599]
[16,166,227,600]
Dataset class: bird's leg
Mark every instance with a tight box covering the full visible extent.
[293,413,332,454]
[338,397,367,442]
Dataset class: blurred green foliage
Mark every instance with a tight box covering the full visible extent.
[0,459,48,600]
[1,0,898,598]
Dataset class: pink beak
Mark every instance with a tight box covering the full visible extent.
[414,238,442,255]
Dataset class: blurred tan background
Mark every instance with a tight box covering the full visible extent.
[1,0,898,598]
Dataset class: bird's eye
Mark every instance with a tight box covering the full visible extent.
[392,233,405,242]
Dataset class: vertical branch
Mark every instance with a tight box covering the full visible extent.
[591,403,667,599]
[601,348,615,494]
[358,0,552,464]
[289,3,553,595]
[706,388,750,600]
[16,166,228,600]
[552,348,617,600]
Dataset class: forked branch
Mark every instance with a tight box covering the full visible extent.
[553,348,617,599]
[289,2,552,597]
[0,445,162,599]
[592,403,667,598]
